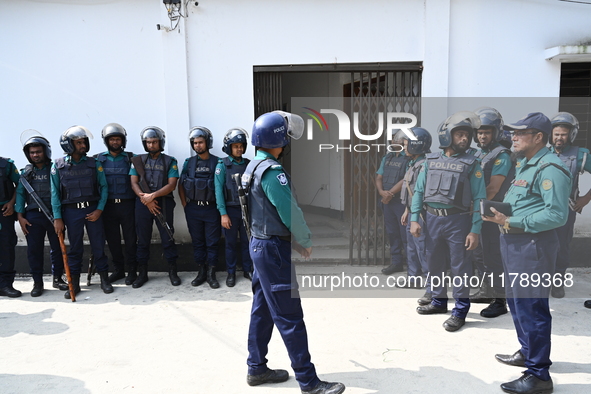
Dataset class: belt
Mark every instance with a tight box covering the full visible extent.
[278,235,291,242]
[63,201,93,209]
[499,226,525,235]
[107,198,135,204]
[425,205,467,217]
[189,200,212,206]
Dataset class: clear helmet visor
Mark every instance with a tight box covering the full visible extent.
[20,129,48,147]
[447,111,482,130]
[225,128,249,141]
[273,111,305,140]
[65,126,93,140]
[142,127,165,140]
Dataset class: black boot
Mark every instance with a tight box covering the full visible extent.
[125,265,137,286]
[169,264,181,286]
[108,267,126,283]
[132,266,149,289]
[64,274,81,299]
[31,282,44,297]
[99,271,114,294]
[191,265,207,287]
[480,298,508,318]
[53,275,69,291]
[226,272,236,287]
[207,266,220,289]
[470,280,493,303]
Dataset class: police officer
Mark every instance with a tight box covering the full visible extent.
[375,131,408,275]
[548,112,591,299]
[214,128,253,287]
[0,152,21,298]
[400,127,432,293]
[411,111,486,332]
[95,123,138,286]
[484,112,571,394]
[179,127,221,289]
[470,107,514,318]
[51,126,113,298]
[130,127,179,288]
[244,112,345,394]
[15,131,67,296]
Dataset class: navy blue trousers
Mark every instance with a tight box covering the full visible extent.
[480,220,504,290]
[62,204,108,274]
[406,216,428,277]
[247,236,319,391]
[136,197,177,266]
[424,211,471,318]
[224,206,252,273]
[24,209,64,282]
[555,209,576,275]
[184,202,220,268]
[500,230,558,381]
[102,199,137,271]
[0,209,17,288]
[380,198,407,267]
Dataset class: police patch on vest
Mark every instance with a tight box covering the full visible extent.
[215,167,221,175]
[494,159,501,166]
[277,173,288,186]
[475,171,482,178]
[542,179,553,190]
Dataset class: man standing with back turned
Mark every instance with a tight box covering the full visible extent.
[243,111,345,394]
[484,112,571,394]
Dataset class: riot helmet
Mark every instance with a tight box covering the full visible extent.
[551,112,579,143]
[474,107,504,144]
[60,125,93,155]
[252,111,304,148]
[437,111,481,149]
[102,123,127,149]
[140,126,166,152]
[406,127,432,155]
[188,126,213,150]
[499,129,513,149]
[20,129,52,164]
[222,128,248,154]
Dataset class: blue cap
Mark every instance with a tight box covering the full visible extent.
[503,112,552,135]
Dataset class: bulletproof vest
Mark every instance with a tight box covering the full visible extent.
[55,156,100,204]
[243,158,291,239]
[423,152,476,210]
[139,153,173,197]
[96,152,135,200]
[477,145,516,202]
[223,157,250,206]
[400,157,426,208]
[381,153,408,192]
[23,164,52,211]
[554,145,580,199]
[0,157,15,202]
[181,154,219,202]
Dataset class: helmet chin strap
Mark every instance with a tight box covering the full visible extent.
[277,144,290,160]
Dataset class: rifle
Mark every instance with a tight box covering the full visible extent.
[86,253,96,286]
[20,171,76,302]
[232,173,251,239]
[131,156,175,242]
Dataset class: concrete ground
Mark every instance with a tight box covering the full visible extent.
[2,266,591,394]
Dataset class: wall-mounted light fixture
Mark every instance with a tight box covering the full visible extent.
[157,0,198,32]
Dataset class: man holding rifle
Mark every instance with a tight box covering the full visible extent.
[15,131,68,297]
[51,126,113,299]
[130,127,179,288]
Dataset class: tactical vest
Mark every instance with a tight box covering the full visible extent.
[243,158,291,239]
[223,157,250,206]
[423,152,476,210]
[554,145,582,199]
[181,154,219,202]
[477,145,516,202]
[400,157,426,208]
[55,156,100,204]
[96,152,135,200]
[138,153,173,197]
[381,153,408,192]
[23,164,52,211]
[0,157,15,202]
